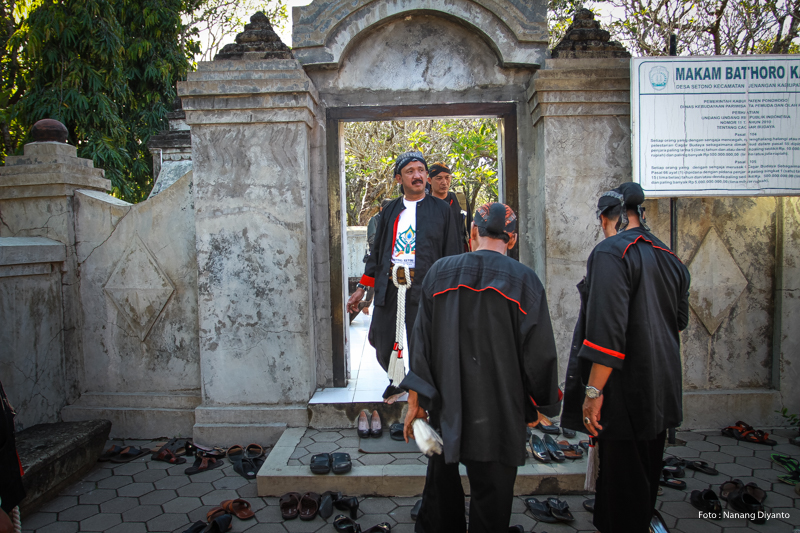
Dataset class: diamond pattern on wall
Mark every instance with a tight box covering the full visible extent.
[688,228,748,335]
[104,235,175,341]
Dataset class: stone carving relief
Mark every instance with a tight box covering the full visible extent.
[103,235,175,341]
[687,227,748,335]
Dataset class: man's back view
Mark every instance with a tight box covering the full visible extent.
[402,203,561,533]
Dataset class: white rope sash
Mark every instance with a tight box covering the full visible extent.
[387,264,412,386]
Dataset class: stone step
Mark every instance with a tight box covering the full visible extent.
[257,427,587,498]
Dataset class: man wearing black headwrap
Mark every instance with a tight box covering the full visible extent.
[427,162,469,251]
[346,151,463,398]
[400,203,562,533]
[561,182,690,533]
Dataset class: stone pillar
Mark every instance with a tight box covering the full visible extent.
[0,120,110,414]
[528,11,632,373]
[178,13,320,445]
[146,98,192,199]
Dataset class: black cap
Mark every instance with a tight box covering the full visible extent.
[428,162,451,178]
[473,202,517,236]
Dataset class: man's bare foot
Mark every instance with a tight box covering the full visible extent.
[384,392,405,404]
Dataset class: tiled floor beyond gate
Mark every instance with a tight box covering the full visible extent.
[20,429,800,533]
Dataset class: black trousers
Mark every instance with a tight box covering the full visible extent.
[415,453,517,533]
[594,430,667,533]
[368,283,419,372]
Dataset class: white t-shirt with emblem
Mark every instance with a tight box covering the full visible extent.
[392,198,420,268]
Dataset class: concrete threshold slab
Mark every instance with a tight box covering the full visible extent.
[257,427,587,497]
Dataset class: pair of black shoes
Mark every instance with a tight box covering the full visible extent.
[529,433,581,463]
[333,514,389,532]
[310,452,351,474]
[318,492,359,520]
[524,497,574,523]
[358,410,382,438]
[718,479,767,523]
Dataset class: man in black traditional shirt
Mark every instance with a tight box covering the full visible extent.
[346,152,462,398]
[561,182,690,533]
[401,203,561,533]
[427,162,469,251]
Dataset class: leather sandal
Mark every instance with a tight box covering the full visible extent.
[202,514,232,533]
[221,499,254,520]
[728,490,765,523]
[659,470,686,490]
[299,492,320,521]
[719,479,744,501]
[546,498,574,522]
[244,444,264,459]
[690,489,722,519]
[279,492,301,520]
[185,455,224,475]
[389,423,404,441]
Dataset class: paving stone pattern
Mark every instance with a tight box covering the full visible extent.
[21,429,800,533]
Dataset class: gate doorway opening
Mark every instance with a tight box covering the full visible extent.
[325,104,518,391]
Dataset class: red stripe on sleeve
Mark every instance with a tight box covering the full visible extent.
[583,339,625,360]
[360,275,375,287]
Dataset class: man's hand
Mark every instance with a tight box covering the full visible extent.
[0,508,14,533]
[403,390,427,443]
[346,288,365,313]
[582,395,604,437]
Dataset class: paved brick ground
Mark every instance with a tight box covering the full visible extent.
[21,429,800,533]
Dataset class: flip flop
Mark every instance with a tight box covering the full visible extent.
[529,435,551,463]
[98,445,125,462]
[543,434,566,462]
[659,470,686,490]
[221,499,255,520]
[280,492,301,520]
[185,455,224,475]
[546,497,575,522]
[524,497,558,523]
[557,440,583,460]
[686,460,718,475]
[110,446,151,463]
[690,489,722,519]
[771,453,800,475]
[778,473,799,485]
[722,425,777,445]
[719,479,743,501]
[299,492,320,521]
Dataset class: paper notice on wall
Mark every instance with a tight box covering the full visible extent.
[632,56,800,197]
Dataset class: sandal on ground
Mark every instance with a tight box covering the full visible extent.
[659,470,686,490]
[543,434,565,462]
[279,492,301,520]
[202,514,232,533]
[221,499,255,520]
[334,496,360,519]
[182,521,207,533]
[686,460,718,475]
[109,446,151,463]
[524,497,558,523]
[529,435,551,463]
[185,455,224,475]
[778,473,800,485]
[244,444,264,459]
[583,498,594,513]
[152,447,186,465]
[663,457,686,477]
[299,492,320,521]
[332,452,352,474]
[389,423,404,441]
[771,453,800,475]
[98,445,125,462]
[719,479,743,501]
[546,497,575,522]
[721,424,777,445]
[690,489,722,519]
[333,515,362,533]
[206,507,227,522]
[151,438,179,459]
[557,440,583,460]
[310,453,332,474]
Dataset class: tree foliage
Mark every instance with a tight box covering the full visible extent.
[549,0,800,56]
[343,119,498,226]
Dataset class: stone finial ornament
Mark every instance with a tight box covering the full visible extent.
[215,12,293,60]
[31,119,69,143]
[551,9,631,59]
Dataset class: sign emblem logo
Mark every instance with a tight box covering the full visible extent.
[649,66,669,91]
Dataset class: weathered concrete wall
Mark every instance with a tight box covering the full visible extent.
[0,238,66,430]
[0,142,108,426]
[60,172,201,438]
[346,226,367,281]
